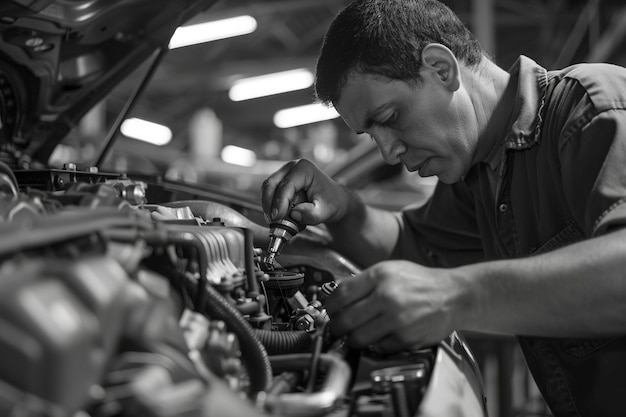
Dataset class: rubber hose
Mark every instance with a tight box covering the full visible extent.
[0,160,18,189]
[253,328,313,355]
[163,264,273,397]
[199,281,273,396]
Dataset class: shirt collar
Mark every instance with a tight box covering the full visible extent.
[483,56,549,170]
[504,55,549,150]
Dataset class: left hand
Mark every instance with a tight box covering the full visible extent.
[325,260,468,353]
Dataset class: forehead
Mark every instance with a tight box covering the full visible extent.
[335,72,408,131]
[338,71,391,102]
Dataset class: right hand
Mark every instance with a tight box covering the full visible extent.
[261,159,351,226]
[326,260,466,353]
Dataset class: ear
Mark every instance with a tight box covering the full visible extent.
[421,43,460,92]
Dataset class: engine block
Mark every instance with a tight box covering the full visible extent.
[0,166,487,417]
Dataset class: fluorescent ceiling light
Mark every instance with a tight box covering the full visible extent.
[169,15,257,49]
[229,68,314,101]
[221,145,257,167]
[121,118,172,146]
[273,103,340,128]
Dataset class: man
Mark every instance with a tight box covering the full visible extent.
[260,0,626,415]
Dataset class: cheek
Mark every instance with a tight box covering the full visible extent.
[450,136,474,159]
[445,141,474,177]
[440,114,476,159]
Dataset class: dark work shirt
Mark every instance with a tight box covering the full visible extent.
[394,56,626,416]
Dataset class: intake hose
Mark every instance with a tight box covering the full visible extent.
[161,264,272,397]
[253,328,313,355]
[199,281,273,397]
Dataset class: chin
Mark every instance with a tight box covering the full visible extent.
[436,176,455,185]
[434,170,463,184]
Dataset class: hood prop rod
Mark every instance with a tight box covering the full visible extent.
[92,45,168,168]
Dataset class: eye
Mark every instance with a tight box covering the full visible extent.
[379,113,397,127]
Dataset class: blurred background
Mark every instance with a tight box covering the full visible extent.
[55,0,626,210]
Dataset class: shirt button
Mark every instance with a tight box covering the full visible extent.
[498,203,508,213]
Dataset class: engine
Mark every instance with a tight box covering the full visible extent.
[0,164,487,417]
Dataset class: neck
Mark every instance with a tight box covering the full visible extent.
[464,58,512,164]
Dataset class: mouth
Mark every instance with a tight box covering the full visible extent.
[409,158,431,175]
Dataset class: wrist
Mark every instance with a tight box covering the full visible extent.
[328,185,365,224]
[451,265,485,333]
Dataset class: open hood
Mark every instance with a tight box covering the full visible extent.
[0,0,217,169]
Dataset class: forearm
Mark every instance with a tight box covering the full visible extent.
[325,187,401,268]
[458,228,626,337]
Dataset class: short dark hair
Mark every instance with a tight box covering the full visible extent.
[314,0,484,106]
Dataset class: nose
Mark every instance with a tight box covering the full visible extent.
[373,133,405,164]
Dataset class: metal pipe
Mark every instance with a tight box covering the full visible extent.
[263,353,351,417]
[92,46,168,168]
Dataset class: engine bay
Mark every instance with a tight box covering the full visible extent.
[0,166,486,417]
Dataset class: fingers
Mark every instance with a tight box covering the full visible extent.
[344,314,396,348]
[325,272,379,317]
[328,294,382,340]
[376,334,427,354]
[261,159,315,223]
[325,264,446,353]
[261,160,297,221]
[331,307,431,353]
[326,272,392,346]
[330,300,426,352]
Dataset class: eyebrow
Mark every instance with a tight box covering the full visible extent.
[355,104,388,135]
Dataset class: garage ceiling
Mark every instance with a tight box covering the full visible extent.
[110,0,626,166]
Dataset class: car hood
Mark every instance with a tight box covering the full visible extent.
[0,0,217,169]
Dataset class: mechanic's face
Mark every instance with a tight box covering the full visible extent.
[335,70,479,184]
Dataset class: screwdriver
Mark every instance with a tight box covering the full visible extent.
[265,190,307,267]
